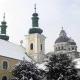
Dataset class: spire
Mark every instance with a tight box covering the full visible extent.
[3,12,5,21]
[32,4,39,27]
[59,27,67,37]
[29,5,43,34]
[0,13,9,41]
[62,26,63,30]
[34,4,36,13]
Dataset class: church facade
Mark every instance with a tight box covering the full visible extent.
[46,28,79,60]
[0,6,46,80]
[54,27,79,59]
[0,6,79,80]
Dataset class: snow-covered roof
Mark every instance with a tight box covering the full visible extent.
[0,39,31,62]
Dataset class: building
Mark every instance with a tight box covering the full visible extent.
[0,5,79,80]
[0,6,46,80]
[54,27,79,59]
[25,5,46,63]
[0,14,31,80]
[46,27,79,60]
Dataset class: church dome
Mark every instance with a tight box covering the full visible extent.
[55,36,70,43]
[68,38,76,45]
[55,28,76,45]
[55,29,70,43]
[29,28,43,34]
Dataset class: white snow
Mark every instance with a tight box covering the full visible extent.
[73,58,80,69]
[36,62,47,71]
[0,39,31,61]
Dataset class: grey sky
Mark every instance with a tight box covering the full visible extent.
[0,0,80,53]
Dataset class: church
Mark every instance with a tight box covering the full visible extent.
[0,6,79,80]
[46,27,80,59]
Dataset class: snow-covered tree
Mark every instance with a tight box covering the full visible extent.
[12,60,41,80]
[46,54,80,80]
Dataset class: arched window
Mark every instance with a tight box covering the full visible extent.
[2,76,7,80]
[72,47,74,50]
[58,47,60,50]
[41,44,42,50]
[30,43,33,50]
[3,61,8,70]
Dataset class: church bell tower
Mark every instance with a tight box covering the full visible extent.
[25,5,46,63]
[0,13,9,41]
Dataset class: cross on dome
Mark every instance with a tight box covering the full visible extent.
[3,12,5,21]
[34,4,36,13]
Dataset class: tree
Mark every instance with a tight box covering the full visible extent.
[12,60,41,80]
[46,54,80,80]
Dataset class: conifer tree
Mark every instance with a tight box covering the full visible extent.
[12,60,41,80]
[46,54,80,80]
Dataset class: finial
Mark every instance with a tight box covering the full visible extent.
[34,4,36,13]
[3,12,5,21]
[62,26,63,30]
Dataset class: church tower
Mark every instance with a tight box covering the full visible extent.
[25,5,46,63]
[0,13,9,41]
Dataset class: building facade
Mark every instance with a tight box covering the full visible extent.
[54,27,79,59]
[46,27,79,60]
[0,6,79,80]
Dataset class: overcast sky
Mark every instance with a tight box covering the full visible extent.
[0,0,80,53]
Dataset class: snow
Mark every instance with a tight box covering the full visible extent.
[36,62,47,71]
[73,58,80,69]
[0,39,31,61]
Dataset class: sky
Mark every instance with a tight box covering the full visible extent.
[0,0,80,53]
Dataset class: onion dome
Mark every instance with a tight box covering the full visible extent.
[29,28,43,34]
[29,4,43,34]
[0,13,9,41]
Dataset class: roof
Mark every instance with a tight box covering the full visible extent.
[0,39,31,62]
[55,29,76,45]
[55,36,70,43]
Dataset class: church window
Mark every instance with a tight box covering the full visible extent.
[2,76,7,80]
[72,47,74,50]
[58,47,60,50]
[41,44,42,50]
[3,61,8,70]
[30,43,33,50]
